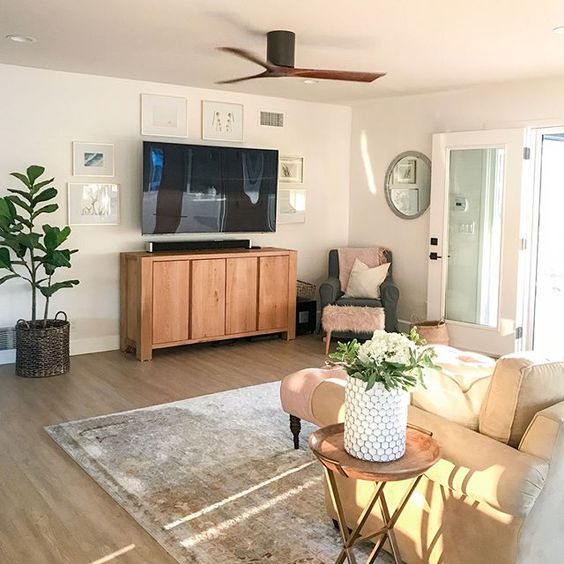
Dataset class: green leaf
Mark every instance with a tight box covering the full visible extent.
[7,188,33,202]
[0,248,13,271]
[26,165,45,184]
[39,279,79,298]
[32,204,58,219]
[8,195,32,215]
[31,178,55,192]
[0,273,18,285]
[10,172,31,188]
[0,197,17,221]
[32,187,57,205]
[43,225,71,250]
[15,232,40,250]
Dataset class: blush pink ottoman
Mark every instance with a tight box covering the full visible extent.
[280,366,347,448]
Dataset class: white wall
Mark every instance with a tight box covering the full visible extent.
[348,76,564,324]
[0,64,352,359]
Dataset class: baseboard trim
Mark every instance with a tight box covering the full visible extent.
[0,336,120,366]
[398,319,411,332]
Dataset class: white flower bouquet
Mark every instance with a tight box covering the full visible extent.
[329,328,437,392]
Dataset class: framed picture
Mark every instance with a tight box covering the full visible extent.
[72,142,114,177]
[68,183,120,225]
[201,100,244,142]
[278,188,306,224]
[279,156,304,184]
[141,94,188,137]
[390,188,419,216]
[394,158,417,184]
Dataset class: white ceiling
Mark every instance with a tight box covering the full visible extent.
[2,0,564,103]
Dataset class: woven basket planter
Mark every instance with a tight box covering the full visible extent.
[15,312,70,378]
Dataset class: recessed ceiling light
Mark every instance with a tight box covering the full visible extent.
[303,79,318,85]
[6,34,37,43]
[553,26,564,34]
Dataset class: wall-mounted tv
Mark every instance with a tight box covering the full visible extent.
[142,141,278,235]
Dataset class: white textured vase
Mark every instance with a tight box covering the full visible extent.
[344,376,409,462]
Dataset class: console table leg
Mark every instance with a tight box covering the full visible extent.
[289,415,301,449]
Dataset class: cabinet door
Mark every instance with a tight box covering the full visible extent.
[152,261,189,344]
[226,257,258,334]
[258,255,289,331]
[191,259,226,339]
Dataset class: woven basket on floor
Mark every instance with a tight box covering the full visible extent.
[15,312,70,378]
[297,280,317,300]
[412,320,449,346]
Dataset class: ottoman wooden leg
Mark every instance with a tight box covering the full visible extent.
[289,415,301,449]
[325,330,332,355]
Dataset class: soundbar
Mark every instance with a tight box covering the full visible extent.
[145,239,251,253]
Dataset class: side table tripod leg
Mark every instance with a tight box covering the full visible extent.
[379,493,402,564]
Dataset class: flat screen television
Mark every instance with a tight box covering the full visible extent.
[142,141,278,234]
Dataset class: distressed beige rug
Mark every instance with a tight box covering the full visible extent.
[46,382,389,563]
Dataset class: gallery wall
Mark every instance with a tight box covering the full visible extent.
[348,76,564,325]
[0,63,352,361]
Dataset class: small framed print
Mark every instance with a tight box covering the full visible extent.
[394,158,417,184]
[278,188,306,224]
[202,100,244,142]
[390,188,419,216]
[72,142,114,177]
[279,156,304,184]
[141,94,188,137]
[68,183,120,225]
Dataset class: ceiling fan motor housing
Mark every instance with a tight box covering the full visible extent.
[267,30,295,68]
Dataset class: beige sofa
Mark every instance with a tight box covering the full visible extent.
[280,347,564,564]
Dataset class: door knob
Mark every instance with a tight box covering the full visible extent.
[429,252,442,260]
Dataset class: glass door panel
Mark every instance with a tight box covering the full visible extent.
[445,148,504,327]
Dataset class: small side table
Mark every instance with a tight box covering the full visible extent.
[309,423,440,564]
[296,297,317,335]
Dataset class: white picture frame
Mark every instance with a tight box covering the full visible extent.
[279,156,304,184]
[141,94,188,137]
[201,100,244,142]
[72,142,114,177]
[278,188,306,224]
[68,183,120,226]
[394,158,417,184]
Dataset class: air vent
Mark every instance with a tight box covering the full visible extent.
[260,111,284,128]
[0,326,15,351]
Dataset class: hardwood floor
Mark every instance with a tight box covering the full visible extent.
[0,335,326,564]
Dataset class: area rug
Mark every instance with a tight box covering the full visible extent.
[46,382,390,564]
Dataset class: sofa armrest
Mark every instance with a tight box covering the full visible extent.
[379,277,399,332]
[319,276,341,310]
[410,407,547,516]
[519,400,564,461]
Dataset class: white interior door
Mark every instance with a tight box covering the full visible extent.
[427,129,529,356]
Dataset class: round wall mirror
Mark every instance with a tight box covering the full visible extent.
[385,151,431,219]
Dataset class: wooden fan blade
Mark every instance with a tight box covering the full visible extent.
[216,71,271,84]
[290,68,386,83]
[217,47,274,71]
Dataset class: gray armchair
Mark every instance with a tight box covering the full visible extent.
[319,248,399,335]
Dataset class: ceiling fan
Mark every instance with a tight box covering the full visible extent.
[217,30,385,84]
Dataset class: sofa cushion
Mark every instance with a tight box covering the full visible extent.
[479,353,564,447]
[411,345,495,430]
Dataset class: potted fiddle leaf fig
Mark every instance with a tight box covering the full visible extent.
[0,165,79,377]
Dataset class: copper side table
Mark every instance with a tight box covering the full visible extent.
[309,423,440,564]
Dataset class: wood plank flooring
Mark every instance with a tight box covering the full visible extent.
[0,335,326,564]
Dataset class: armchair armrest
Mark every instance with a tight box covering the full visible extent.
[380,277,399,332]
[519,400,564,461]
[410,407,547,516]
[319,276,341,310]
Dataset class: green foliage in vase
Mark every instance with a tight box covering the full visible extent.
[328,328,438,392]
[0,165,79,324]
